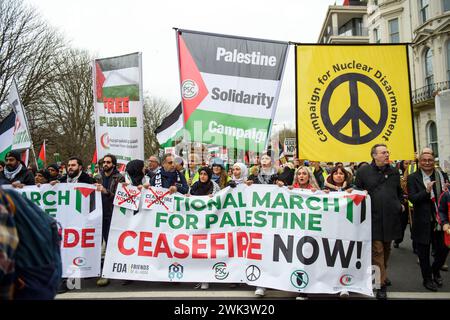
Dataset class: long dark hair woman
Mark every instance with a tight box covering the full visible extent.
[323,166,353,193]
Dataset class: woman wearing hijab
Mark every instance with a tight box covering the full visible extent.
[189,167,220,196]
[227,162,248,188]
[121,159,149,286]
[124,160,149,188]
[189,167,219,290]
[247,154,277,186]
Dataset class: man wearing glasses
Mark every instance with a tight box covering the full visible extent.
[147,155,161,180]
[94,154,124,287]
[150,153,188,194]
[408,150,449,292]
[355,143,403,300]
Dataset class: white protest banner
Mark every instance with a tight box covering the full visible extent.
[103,184,373,296]
[113,183,141,211]
[8,79,32,150]
[15,183,102,278]
[93,52,145,165]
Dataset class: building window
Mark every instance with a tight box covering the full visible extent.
[424,48,434,88]
[338,18,363,37]
[389,19,400,43]
[373,28,380,43]
[419,0,429,24]
[426,121,439,157]
[444,0,450,12]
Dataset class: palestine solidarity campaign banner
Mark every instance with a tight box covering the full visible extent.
[93,52,144,164]
[103,185,373,296]
[12,184,103,278]
[177,30,289,152]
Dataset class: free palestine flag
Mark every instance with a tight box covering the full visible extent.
[155,103,183,149]
[176,29,289,152]
[37,140,46,169]
[0,112,15,161]
[93,52,144,164]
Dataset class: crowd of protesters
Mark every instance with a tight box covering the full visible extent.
[1,143,450,300]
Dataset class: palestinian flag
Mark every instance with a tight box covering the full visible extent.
[0,112,15,161]
[37,140,46,169]
[176,30,289,152]
[95,53,140,102]
[155,103,183,149]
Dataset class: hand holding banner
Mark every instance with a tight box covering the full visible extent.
[114,183,142,211]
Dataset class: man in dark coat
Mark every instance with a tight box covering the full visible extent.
[150,153,188,194]
[355,143,403,300]
[0,151,35,186]
[94,154,124,287]
[407,150,449,291]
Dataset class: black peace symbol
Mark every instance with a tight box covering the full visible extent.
[320,73,388,145]
[246,265,261,282]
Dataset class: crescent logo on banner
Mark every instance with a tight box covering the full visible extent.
[296,45,414,162]
[177,30,289,152]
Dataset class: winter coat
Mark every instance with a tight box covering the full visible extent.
[407,170,446,245]
[95,170,125,218]
[355,162,403,241]
[0,167,35,186]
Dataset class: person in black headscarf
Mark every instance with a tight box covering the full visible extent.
[189,167,220,196]
[188,166,219,291]
[125,160,148,187]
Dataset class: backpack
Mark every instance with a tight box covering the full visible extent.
[4,189,62,300]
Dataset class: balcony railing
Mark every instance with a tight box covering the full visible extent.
[412,81,450,104]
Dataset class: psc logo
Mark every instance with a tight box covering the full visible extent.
[339,274,354,286]
[213,262,229,280]
[72,257,87,267]
[182,79,199,100]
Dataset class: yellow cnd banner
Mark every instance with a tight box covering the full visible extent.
[295,45,414,162]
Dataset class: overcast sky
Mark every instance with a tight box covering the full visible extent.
[25,0,341,130]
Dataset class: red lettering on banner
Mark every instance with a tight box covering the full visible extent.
[227,233,234,258]
[118,231,137,255]
[236,232,249,258]
[81,228,95,248]
[210,233,226,259]
[173,234,190,259]
[63,229,79,248]
[154,233,173,258]
[138,232,153,257]
[192,234,208,259]
[115,231,263,260]
[248,233,262,260]
[103,97,130,114]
